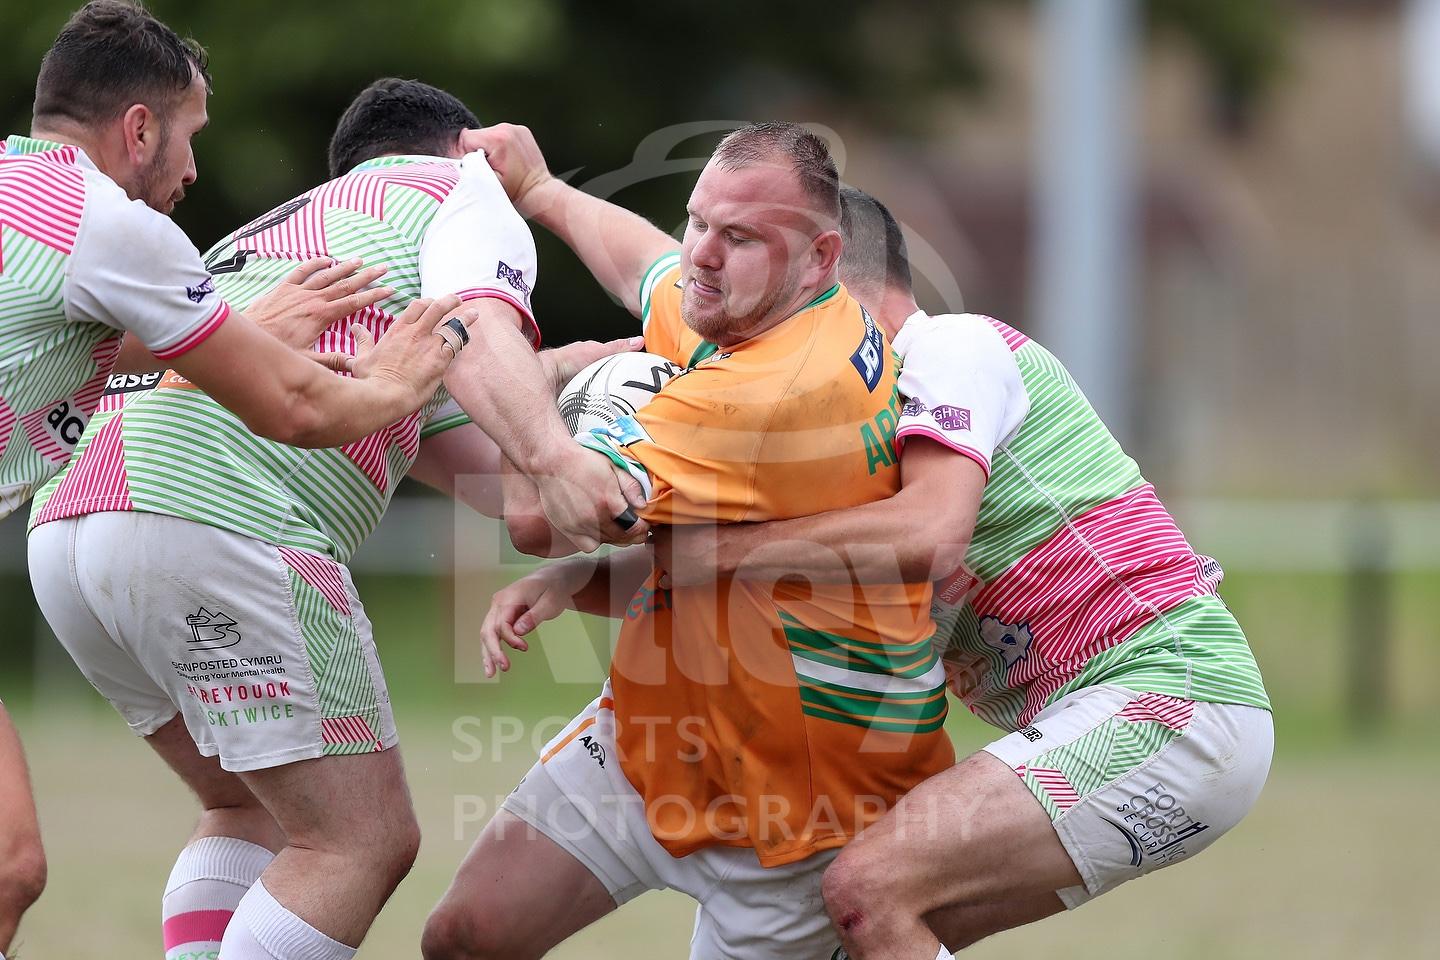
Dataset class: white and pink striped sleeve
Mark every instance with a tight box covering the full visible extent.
[418,151,541,348]
[892,312,1029,478]
[65,181,229,359]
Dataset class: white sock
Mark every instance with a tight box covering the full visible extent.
[163,836,275,960]
[218,880,356,960]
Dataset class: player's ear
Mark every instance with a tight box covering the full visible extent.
[120,102,157,166]
[808,229,843,285]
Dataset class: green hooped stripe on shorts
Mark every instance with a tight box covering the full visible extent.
[289,569,382,754]
[1021,715,1184,822]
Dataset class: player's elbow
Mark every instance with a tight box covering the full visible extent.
[895,498,974,581]
[506,513,572,558]
[925,537,971,581]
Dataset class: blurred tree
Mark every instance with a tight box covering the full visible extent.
[1148,0,1289,133]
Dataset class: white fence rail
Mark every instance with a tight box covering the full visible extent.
[4,497,1439,575]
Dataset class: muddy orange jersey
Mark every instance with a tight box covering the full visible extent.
[579,253,954,866]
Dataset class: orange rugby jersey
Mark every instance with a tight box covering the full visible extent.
[578,252,955,866]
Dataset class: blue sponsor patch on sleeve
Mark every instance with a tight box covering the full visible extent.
[849,308,885,392]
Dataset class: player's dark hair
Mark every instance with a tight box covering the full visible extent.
[712,121,841,223]
[328,78,479,178]
[839,185,912,297]
[33,1,211,127]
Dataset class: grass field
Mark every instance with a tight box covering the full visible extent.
[7,568,1440,958]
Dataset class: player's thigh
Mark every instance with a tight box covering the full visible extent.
[425,686,662,957]
[145,713,252,805]
[830,748,1082,917]
[923,890,1065,952]
[426,808,617,958]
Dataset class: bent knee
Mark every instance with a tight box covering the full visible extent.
[823,842,903,925]
[370,813,421,887]
[294,809,420,889]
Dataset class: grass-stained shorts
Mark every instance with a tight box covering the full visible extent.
[29,511,395,771]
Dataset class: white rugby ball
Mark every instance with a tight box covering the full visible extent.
[557,351,683,436]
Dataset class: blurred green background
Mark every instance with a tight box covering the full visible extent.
[5,0,1440,957]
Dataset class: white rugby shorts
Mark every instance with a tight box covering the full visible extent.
[983,684,1273,907]
[29,511,395,771]
[500,681,844,960]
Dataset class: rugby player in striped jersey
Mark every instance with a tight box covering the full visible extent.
[26,74,634,959]
[1,3,462,954]
[654,188,1275,957]
[485,184,1271,958]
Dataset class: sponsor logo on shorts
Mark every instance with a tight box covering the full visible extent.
[1019,725,1043,743]
[39,398,88,449]
[1109,781,1211,868]
[901,397,927,418]
[978,615,1033,669]
[578,733,607,769]
[185,607,241,650]
[496,260,532,303]
[931,404,972,431]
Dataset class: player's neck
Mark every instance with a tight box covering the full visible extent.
[29,121,108,172]
[854,284,920,339]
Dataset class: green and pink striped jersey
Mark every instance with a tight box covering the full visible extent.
[30,152,538,563]
[0,135,230,517]
[893,312,1269,731]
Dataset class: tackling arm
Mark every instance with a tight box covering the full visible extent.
[656,438,985,586]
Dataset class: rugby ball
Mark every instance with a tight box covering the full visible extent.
[557,351,683,436]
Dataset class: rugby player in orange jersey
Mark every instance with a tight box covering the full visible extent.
[422,122,953,960]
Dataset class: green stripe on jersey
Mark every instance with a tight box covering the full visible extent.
[639,251,681,327]
[1050,594,1270,712]
[963,340,1143,584]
